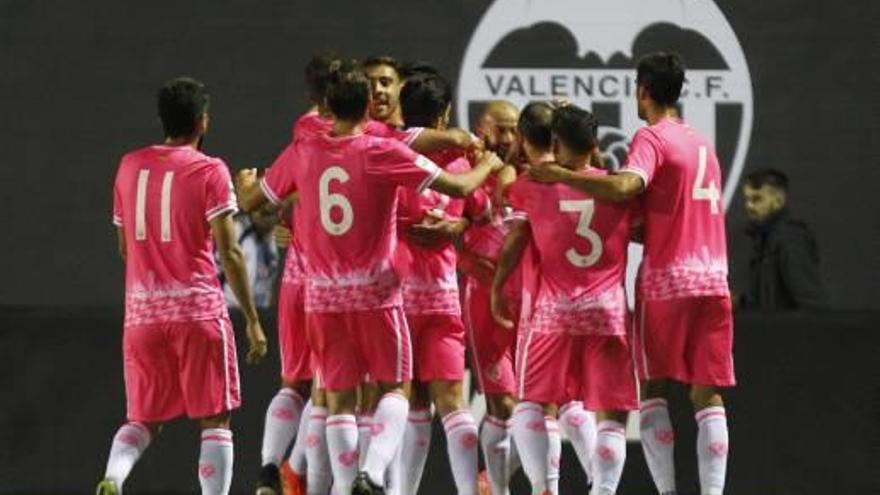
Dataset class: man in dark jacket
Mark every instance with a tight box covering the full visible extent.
[741,168,826,310]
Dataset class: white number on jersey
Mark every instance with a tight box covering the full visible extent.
[692,145,721,214]
[134,169,174,242]
[559,199,603,267]
[319,166,354,236]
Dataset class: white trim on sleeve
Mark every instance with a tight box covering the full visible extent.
[404,127,424,146]
[414,155,443,193]
[259,176,282,205]
[206,202,239,222]
[112,216,122,227]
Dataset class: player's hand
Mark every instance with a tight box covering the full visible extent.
[527,163,569,184]
[273,225,292,249]
[235,168,259,192]
[245,318,268,365]
[490,287,515,330]
[457,250,496,286]
[476,150,505,173]
[408,213,468,247]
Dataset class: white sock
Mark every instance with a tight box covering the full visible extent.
[326,414,359,495]
[198,428,234,495]
[640,398,677,494]
[511,402,549,494]
[507,419,521,482]
[362,393,410,486]
[480,415,511,495]
[385,443,403,495]
[696,406,729,495]
[401,408,433,494]
[592,420,626,495]
[357,413,373,468]
[288,399,313,476]
[261,388,305,466]
[546,418,561,495]
[305,407,333,495]
[103,422,151,489]
[559,401,596,484]
[443,409,480,495]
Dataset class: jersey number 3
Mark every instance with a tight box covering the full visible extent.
[319,166,354,236]
[134,169,174,242]
[559,199,603,267]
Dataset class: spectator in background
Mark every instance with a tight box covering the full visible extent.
[741,168,826,310]
[218,204,280,309]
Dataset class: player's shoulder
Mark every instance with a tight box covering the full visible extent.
[364,133,411,156]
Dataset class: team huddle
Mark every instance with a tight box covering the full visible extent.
[99,51,735,495]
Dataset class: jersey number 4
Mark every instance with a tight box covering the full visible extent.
[559,199,603,267]
[319,166,354,236]
[692,145,721,214]
[134,169,174,242]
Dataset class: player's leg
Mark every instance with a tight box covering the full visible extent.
[98,323,179,494]
[592,411,628,495]
[198,412,235,495]
[354,307,413,494]
[301,383,333,495]
[639,379,677,495]
[688,295,735,495]
[357,382,381,463]
[558,401,596,486]
[433,380,479,495]
[401,380,432,494]
[545,406,561,495]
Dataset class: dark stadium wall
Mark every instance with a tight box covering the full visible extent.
[1,0,877,309]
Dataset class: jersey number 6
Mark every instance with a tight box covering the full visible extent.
[319,166,354,236]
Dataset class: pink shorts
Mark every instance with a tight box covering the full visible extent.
[123,318,241,422]
[463,281,517,396]
[632,295,736,387]
[516,331,638,411]
[277,283,313,383]
[306,307,412,391]
[407,313,466,382]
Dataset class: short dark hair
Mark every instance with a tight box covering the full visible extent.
[400,60,440,80]
[325,60,370,121]
[746,168,789,191]
[363,55,402,79]
[636,52,686,106]
[517,102,554,150]
[551,104,599,155]
[400,73,452,128]
[157,77,209,138]
[305,51,341,105]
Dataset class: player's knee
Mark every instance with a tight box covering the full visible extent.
[487,394,516,419]
[376,381,407,399]
[596,410,629,424]
[689,385,723,410]
[281,380,312,401]
[410,382,431,409]
[326,389,358,414]
[641,379,669,400]
[198,412,231,430]
[429,381,466,416]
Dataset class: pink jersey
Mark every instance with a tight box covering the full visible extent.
[398,151,490,315]
[112,145,237,326]
[462,175,514,261]
[278,113,425,288]
[621,118,729,301]
[260,132,441,313]
[508,172,632,336]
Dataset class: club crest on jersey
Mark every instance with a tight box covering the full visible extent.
[457,0,753,208]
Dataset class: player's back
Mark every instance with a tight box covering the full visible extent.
[288,132,439,312]
[509,171,631,304]
[627,119,729,300]
[113,145,237,325]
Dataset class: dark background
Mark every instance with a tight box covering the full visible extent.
[1,0,878,309]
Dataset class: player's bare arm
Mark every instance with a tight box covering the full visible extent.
[211,212,268,364]
[410,127,482,154]
[235,168,266,212]
[490,219,530,329]
[115,226,126,263]
[430,150,503,197]
[528,165,645,202]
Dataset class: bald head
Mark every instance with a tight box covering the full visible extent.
[476,100,519,158]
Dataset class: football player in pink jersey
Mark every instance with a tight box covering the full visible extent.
[456,99,523,495]
[236,62,503,495]
[493,104,639,495]
[97,77,267,495]
[394,72,492,495]
[529,52,735,495]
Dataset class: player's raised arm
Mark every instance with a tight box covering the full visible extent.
[211,212,267,364]
[490,219,530,329]
[410,127,482,154]
[529,165,644,202]
[429,150,504,198]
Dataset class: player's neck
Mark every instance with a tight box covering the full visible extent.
[163,135,200,149]
[644,105,679,126]
[332,118,365,137]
